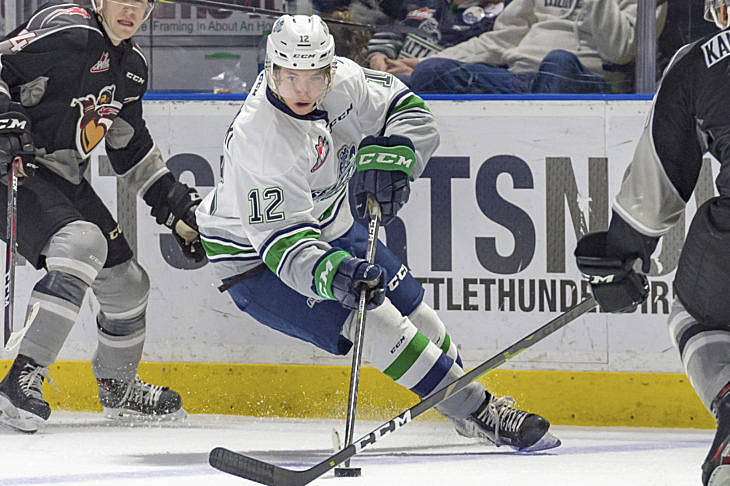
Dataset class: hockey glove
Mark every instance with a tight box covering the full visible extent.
[314,250,385,310]
[147,176,205,262]
[0,100,36,183]
[575,231,649,313]
[352,135,415,226]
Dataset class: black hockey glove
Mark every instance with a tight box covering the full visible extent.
[0,100,36,183]
[331,256,386,310]
[574,231,649,313]
[352,135,414,226]
[146,176,205,262]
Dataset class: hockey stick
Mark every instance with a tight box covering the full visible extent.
[335,196,381,476]
[209,295,598,485]
[3,158,19,347]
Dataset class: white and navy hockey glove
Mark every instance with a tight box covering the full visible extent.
[0,98,36,183]
[145,174,205,262]
[312,250,386,310]
[352,135,415,226]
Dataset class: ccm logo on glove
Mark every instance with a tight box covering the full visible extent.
[0,118,27,131]
[357,150,414,170]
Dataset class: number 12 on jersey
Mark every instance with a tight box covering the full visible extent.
[248,187,285,224]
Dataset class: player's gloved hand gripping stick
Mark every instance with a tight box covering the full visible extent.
[334,195,382,478]
[0,100,37,346]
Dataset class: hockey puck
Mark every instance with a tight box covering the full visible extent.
[334,467,362,477]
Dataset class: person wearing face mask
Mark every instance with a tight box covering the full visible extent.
[0,0,205,432]
[406,0,667,94]
[196,14,562,453]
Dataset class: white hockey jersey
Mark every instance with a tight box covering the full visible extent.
[196,57,439,299]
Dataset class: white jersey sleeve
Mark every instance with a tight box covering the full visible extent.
[223,109,332,299]
[336,60,440,179]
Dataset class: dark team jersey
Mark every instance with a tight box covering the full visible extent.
[612,27,730,246]
[0,1,167,195]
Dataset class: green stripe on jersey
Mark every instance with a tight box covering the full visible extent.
[318,188,346,223]
[383,332,430,381]
[263,228,321,274]
[388,94,430,119]
[201,238,256,258]
[313,250,351,300]
[440,333,451,355]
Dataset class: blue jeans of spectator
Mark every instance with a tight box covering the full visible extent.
[410,50,611,94]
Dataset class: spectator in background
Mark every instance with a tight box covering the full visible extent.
[657,0,714,73]
[401,0,667,94]
[366,0,509,85]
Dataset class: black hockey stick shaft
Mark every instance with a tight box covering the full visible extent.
[209,295,598,486]
[3,158,18,346]
[340,196,381,469]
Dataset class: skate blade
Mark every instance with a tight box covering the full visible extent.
[0,394,40,433]
[102,407,188,423]
[709,465,730,486]
[4,302,40,351]
[517,431,562,452]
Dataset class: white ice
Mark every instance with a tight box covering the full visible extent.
[0,412,713,486]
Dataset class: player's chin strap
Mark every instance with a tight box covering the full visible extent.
[92,0,126,44]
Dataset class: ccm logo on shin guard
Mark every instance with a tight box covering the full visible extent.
[390,335,406,354]
[388,265,408,291]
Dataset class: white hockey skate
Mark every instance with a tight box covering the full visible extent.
[454,392,561,452]
[98,375,187,422]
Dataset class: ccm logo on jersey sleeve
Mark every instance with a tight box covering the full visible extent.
[126,72,145,84]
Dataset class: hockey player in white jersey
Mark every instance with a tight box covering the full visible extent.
[196,14,559,451]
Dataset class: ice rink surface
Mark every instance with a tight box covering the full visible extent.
[0,411,714,486]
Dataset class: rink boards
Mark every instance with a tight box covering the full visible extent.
[0,97,716,428]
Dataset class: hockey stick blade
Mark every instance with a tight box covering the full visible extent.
[209,296,597,485]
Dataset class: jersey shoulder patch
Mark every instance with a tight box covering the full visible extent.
[5,3,102,53]
[29,2,96,31]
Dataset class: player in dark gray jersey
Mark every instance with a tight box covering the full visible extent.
[575,1,730,483]
[0,0,204,432]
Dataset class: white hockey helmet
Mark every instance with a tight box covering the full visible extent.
[92,0,157,21]
[705,0,730,29]
[265,15,337,105]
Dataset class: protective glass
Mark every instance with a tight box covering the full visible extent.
[108,0,156,20]
[273,66,331,104]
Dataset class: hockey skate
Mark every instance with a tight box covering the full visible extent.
[703,385,730,485]
[98,375,187,422]
[453,392,561,452]
[0,355,53,433]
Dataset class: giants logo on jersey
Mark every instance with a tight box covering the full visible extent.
[311,136,330,173]
[70,85,122,156]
